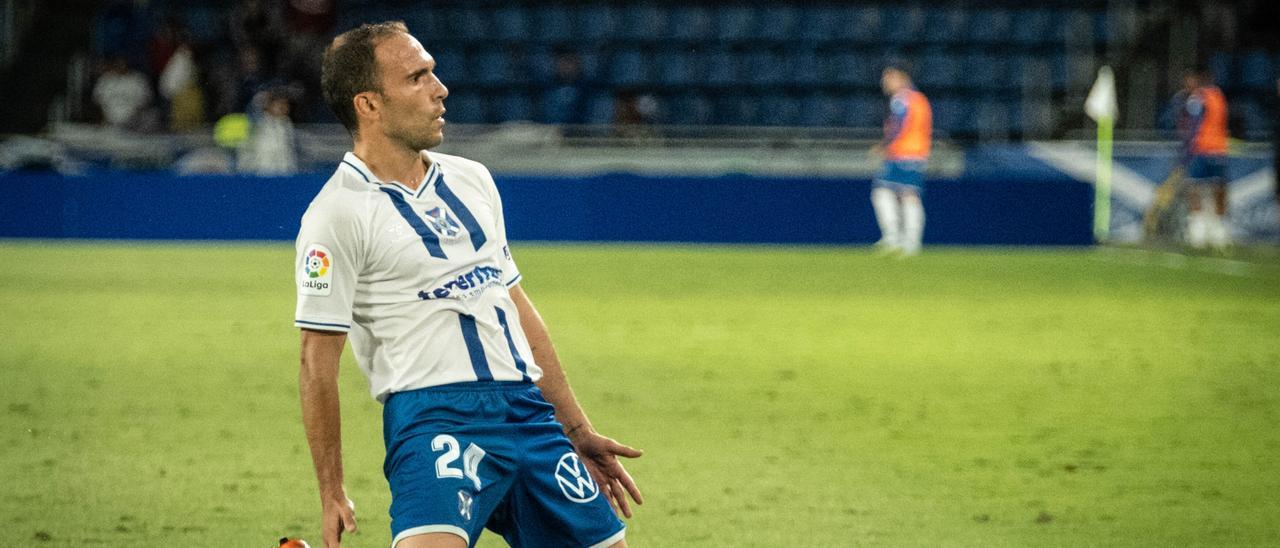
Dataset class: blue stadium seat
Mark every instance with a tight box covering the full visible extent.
[576,49,604,83]
[879,6,922,46]
[1057,10,1094,48]
[471,49,510,86]
[952,98,982,137]
[670,6,715,41]
[758,6,799,42]
[789,47,823,87]
[977,100,1011,140]
[960,53,1009,91]
[930,96,964,137]
[968,8,1012,45]
[705,48,739,86]
[1208,52,1234,90]
[541,86,583,124]
[760,95,802,127]
[494,92,535,122]
[798,94,844,127]
[715,6,756,42]
[843,6,881,43]
[447,7,490,40]
[493,7,530,42]
[432,49,469,87]
[579,6,618,42]
[829,52,874,87]
[665,93,714,125]
[1239,50,1275,92]
[921,7,967,45]
[402,9,445,41]
[746,49,789,86]
[914,50,960,91]
[1233,98,1270,140]
[447,94,486,124]
[524,46,557,85]
[720,96,762,126]
[609,48,652,87]
[843,94,882,128]
[1010,9,1053,46]
[1020,97,1055,139]
[796,7,840,43]
[584,93,616,125]
[656,49,704,87]
[532,6,574,43]
[619,4,668,41]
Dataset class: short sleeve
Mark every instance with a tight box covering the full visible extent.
[294,202,363,332]
[890,96,909,118]
[483,168,522,287]
[1186,95,1204,117]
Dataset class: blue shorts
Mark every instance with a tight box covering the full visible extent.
[383,381,625,548]
[874,159,927,193]
[1186,154,1228,184]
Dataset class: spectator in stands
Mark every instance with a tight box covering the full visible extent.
[238,88,298,175]
[159,40,205,131]
[231,0,285,72]
[545,49,590,125]
[871,65,932,257]
[613,89,659,139]
[92,56,154,131]
[238,47,270,111]
[1175,68,1232,250]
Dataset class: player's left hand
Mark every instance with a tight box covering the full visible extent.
[571,432,644,518]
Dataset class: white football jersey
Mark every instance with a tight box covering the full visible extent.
[295,151,541,401]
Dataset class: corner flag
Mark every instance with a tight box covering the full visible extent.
[1085,66,1118,243]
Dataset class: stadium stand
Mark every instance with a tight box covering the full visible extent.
[0,1,1276,141]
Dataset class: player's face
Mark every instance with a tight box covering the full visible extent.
[881,70,903,96]
[373,33,449,151]
[1182,75,1197,93]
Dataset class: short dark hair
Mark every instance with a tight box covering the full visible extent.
[321,21,409,136]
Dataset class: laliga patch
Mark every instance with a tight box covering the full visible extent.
[299,244,333,296]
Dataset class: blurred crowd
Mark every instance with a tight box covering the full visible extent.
[88,0,332,131]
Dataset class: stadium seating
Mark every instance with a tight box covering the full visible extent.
[114,1,1277,139]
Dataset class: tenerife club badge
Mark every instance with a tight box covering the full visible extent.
[299,244,333,296]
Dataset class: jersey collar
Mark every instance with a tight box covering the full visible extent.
[341,151,442,200]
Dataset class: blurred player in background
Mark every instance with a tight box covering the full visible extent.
[1176,68,1231,250]
[297,22,640,548]
[871,66,932,256]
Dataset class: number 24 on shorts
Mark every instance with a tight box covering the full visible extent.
[432,434,486,490]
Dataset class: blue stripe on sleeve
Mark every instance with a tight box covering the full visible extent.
[380,187,448,259]
[457,313,494,382]
[494,307,531,382]
[434,177,488,252]
[296,319,351,330]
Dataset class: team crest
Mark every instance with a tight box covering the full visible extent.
[554,452,599,503]
[423,207,462,239]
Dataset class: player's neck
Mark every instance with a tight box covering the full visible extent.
[352,137,430,191]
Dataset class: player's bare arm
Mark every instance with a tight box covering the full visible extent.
[508,283,645,518]
[299,329,358,547]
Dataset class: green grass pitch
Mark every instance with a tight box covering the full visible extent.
[2,241,1278,547]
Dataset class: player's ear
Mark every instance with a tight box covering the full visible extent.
[353,91,380,121]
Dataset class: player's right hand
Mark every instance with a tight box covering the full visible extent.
[322,495,357,547]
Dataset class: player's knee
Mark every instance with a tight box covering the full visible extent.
[607,540,628,548]
[395,532,468,548]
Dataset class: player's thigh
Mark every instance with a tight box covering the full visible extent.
[498,434,626,547]
[395,532,468,548]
